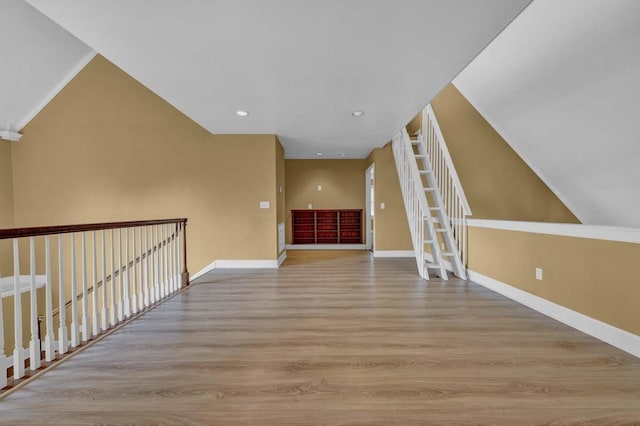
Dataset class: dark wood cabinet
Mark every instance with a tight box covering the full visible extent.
[292,209,362,244]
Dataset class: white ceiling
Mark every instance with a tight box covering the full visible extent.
[454,0,640,227]
[0,0,92,133]
[25,0,530,158]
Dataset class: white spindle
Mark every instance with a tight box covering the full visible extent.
[178,223,182,288]
[151,225,160,302]
[158,225,163,297]
[144,226,150,306]
[101,230,107,331]
[168,226,174,293]
[44,236,54,361]
[131,227,138,314]
[174,225,180,291]
[81,232,89,342]
[29,237,41,370]
[117,228,124,322]
[58,235,69,354]
[91,231,98,337]
[70,234,79,347]
[13,238,25,378]
[137,226,143,311]
[124,228,131,317]
[164,224,171,295]
[109,229,116,327]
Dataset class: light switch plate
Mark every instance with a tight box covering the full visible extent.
[260,201,270,209]
[380,202,385,209]
[317,185,322,191]
[307,203,313,209]
[535,267,543,280]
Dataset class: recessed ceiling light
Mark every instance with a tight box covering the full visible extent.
[316,152,323,156]
[352,111,364,117]
[236,110,249,117]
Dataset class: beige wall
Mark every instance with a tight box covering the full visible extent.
[284,159,367,244]
[369,144,413,251]
[0,142,14,277]
[12,55,280,276]
[431,84,579,223]
[276,139,285,254]
[468,226,640,336]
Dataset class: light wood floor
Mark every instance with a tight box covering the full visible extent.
[1,250,640,425]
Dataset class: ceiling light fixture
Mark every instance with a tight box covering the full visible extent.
[352,111,364,117]
[316,152,323,156]
[236,110,249,117]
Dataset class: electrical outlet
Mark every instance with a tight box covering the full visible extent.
[380,202,385,209]
[535,267,543,280]
[307,203,312,209]
[317,185,322,191]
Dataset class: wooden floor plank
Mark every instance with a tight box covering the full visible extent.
[1,250,639,424]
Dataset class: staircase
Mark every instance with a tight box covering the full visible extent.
[392,105,471,280]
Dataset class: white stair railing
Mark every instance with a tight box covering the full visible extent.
[392,129,446,280]
[422,105,472,267]
[0,219,188,390]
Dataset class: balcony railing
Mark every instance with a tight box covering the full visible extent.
[0,218,188,389]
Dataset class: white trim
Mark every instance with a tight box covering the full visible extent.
[468,270,640,358]
[190,259,217,282]
[17,50,97,130]
[373,250,414,258]
[451,80,585,223]
[0,130,22,142]
[286,244,367,250]
[214,259,278,269]
[277,251,287,267]
[190,258,280,282]
[467,219,640,245]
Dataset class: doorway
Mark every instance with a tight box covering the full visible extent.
[365,164,375,251]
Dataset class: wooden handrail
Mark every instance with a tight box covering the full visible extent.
[0,218,187,240]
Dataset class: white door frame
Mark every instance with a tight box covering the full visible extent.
[365,164,374,250]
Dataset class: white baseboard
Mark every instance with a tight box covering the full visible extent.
[286,244,366,250]
[277,251,287,266]
[190,260,217,282]
[191,258,281,282]
[373,250,414,258]
[468,270,640,358]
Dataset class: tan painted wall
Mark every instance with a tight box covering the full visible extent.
[369,144,413,251]
[276,139,285,255]
[284,159,367,244]
[468,226,640,336]
[431,84,579,223]
[12,55,280,277]
[0,142,14,277]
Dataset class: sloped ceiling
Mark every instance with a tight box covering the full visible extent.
[25,0,531,158]
[0,0,92,133]
[454,0,640,227]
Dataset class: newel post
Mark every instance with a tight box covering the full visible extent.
[181,219,189,287]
